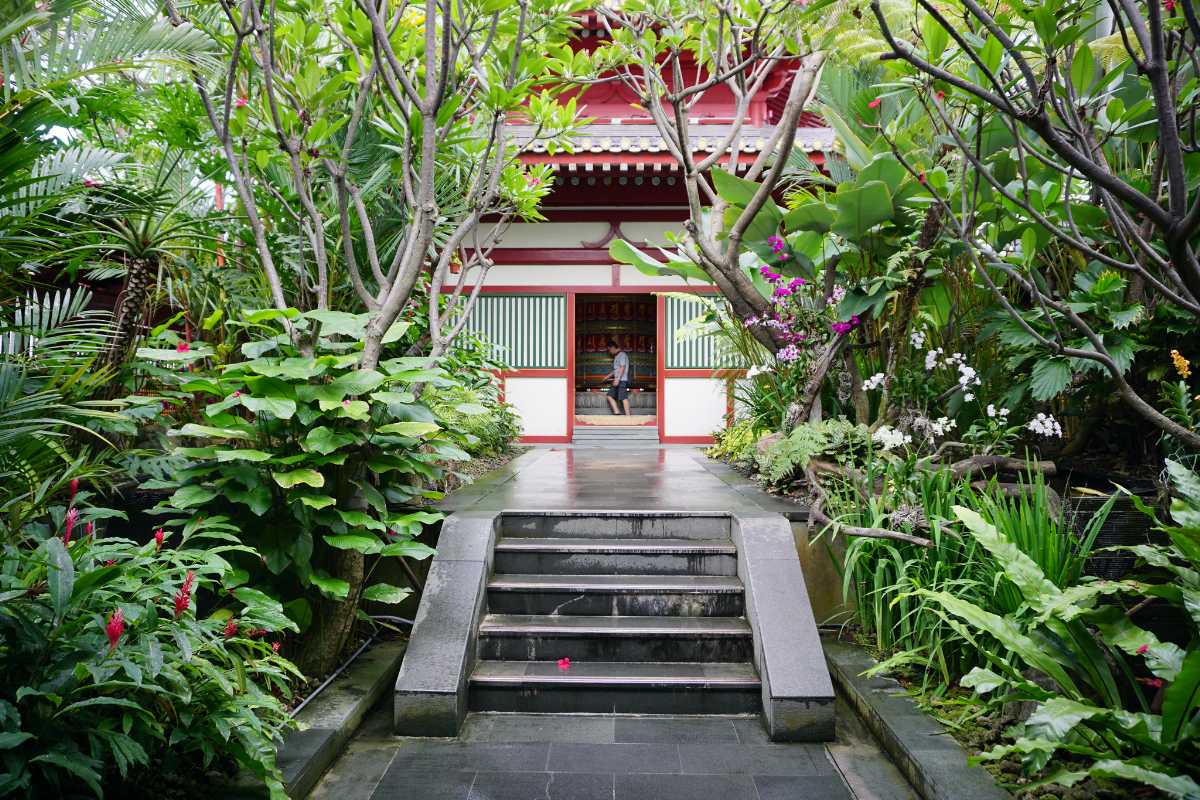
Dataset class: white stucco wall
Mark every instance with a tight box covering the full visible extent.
[459,263,612,287]
[505,377,569,437]
[663,377,727,438]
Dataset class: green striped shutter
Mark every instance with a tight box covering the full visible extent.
[664,295,732,369]
[461,294,566,369]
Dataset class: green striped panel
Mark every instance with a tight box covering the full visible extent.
[665,294,729,369]
[461,294,566,369]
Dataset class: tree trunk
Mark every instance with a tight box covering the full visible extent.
[104,256,157,369]
[294,547,364,677]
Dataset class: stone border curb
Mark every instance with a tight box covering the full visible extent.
[279,638,408,799]
[823,637,1012,800]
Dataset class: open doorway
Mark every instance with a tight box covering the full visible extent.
[573,293,656,427]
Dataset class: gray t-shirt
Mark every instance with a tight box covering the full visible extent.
[613,351,629,382]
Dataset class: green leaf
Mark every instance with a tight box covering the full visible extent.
[241,395,297,419]
[283,598,313,632]
[379,540,436,560]
[856,154,907,194]
[454,402,489,416]
[1026,697,1105,741]
[1070,42,1095,99]
[175,423,253,441]
[1089,760,1200,799]
[361,583,412,604]
[381,319,411,344]
[821,105,873,170]
[243,307,301,323]
[0,732,33,750]
[310,574,350,599]
[832,180,894,239]
[170,485,218,509]
[711,167,760,206]
[609,238,711,283]
[323,534,383,554]
[781,201,835,234]
[305,309,369,338]
[272,469,325,489]
[45,538,74,619]
[1163,649,1200,745]
[335,509,386,531]
[954,506,1063,613]
[377,421,441,437]
[214,449,272,462]
[961,667,1007,695]
[922,10,949,61]
[297,494,337,509]
[1030,359,1072,401]
[304,426,357,455]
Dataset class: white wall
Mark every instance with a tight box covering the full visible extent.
[663,377,727,438]
[460,263,612,287]
[505,377,569,438]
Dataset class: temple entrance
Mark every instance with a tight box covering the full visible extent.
[573,293,657,430]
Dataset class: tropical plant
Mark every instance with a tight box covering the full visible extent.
[0,514,298,798]
[136,309,466,673]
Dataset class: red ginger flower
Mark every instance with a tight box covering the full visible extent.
[63,508,79,545]
[104,559,115,567]
[867,98,881,109]
[235,96,248,108]
[557,657,571,671]
[1137,644,1149,655]
[154,528,165,550]
[223,617,238,639]
[175,341,190,353]
[84,521,94,539]
[68,478,79,502]
[1166,0,1176,12]
[174,570,196,618]
[106,608,124,650]
[272,641,281,654]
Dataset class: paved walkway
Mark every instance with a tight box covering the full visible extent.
[311,446,915,800]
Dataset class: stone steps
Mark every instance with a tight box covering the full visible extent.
[469,660,762,715]
[467,511,761,717]
[486,574,746,617]
[493,537,738,576]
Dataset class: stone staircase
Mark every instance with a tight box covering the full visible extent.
[571,424,660,447]
[468,512,761,715]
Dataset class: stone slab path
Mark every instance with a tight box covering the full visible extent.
[311,446,917,799]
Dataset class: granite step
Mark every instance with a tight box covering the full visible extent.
[477,614,753,662]
[499,512,732,541]
[486,573,746,616]
[493,537,738,576]
[469,660,762,714]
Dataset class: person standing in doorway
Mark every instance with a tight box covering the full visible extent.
[603,338,631,416]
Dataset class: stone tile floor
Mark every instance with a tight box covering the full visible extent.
[311,699,917,800]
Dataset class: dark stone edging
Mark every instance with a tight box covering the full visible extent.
[278,638,408,799]
[823,637,1012,800]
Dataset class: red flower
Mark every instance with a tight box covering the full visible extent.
[918,171,928,185]
[1137,644,1149,655]
[249,628,268,639]
[105,608,124,650]
[223,617,238,639]
[63,508,79,545]
[1166,0,1176,12]
[174,570,196,618]
[867,98,881,109]
[556,657,571,671]
[272,641,282,654]
[175,341,190,353]
[235,96,249,108]
[935,90,946,101]
[104,559,115,567]
[68,478,79,502]
[154,528,165,550]
[84,521,94,539]
[1138,677,1165,689]
[232,390,241,398]
[82,178,100,188]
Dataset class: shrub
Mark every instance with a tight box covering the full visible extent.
[0,521,298,798]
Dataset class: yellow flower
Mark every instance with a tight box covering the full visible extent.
[1171,349,1191,379]
[401,7,424,28]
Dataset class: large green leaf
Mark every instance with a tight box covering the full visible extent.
[304,426,357,456]
[377,421,440,437]
[1163,649,1200,745]
[1026,697,1105,741]
[380,540,437,559]
[305,309,369,338]
[175,423,253,440]
[855,154,907,194]
[272,469,325,489]
[1089,760,1200,799]
[214,449,272,462]
[821,104,874,170]
[710,166,761,206]
[170,485,218,508]
[832,180,894,240]
[45,538,74,620]
[954,506,1062,613]
[1030,359,1072,401]
[323,534,383,554]
[362,583,412,604]
[609,238,711,283]
[310,574,350,599]
[782,201,835,234]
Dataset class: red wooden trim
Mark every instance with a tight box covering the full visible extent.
[662,369,717,378]
[520,435,572,444]
[566,291,576,442]
[457,284,720,295]
[656,294,666,443]
[486,248,641,265]
[500,368,568,378]
[661,435,716,445]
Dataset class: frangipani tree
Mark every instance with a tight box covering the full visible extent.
[868,0,1200,451]
[159,0,588,673]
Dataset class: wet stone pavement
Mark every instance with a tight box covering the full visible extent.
[311,700,916,800]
